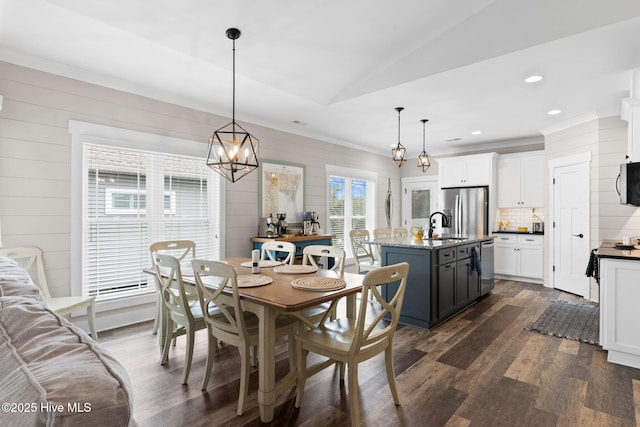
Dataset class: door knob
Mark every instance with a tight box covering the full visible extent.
[572,233,584,238]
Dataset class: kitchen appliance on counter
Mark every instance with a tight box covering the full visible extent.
[258,215,279,238]
[276,213,287,234]
[441,186,489,235]
[532,222,544,233]
[618,161,640,206]
[303,211,320,235]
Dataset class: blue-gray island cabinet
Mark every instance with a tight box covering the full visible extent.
[367,235,494,329]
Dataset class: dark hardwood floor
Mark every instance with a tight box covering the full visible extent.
[101,280,640,426]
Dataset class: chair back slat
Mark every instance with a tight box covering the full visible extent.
[151,253,194,323]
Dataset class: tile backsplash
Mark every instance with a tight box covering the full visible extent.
[496,208,545,231]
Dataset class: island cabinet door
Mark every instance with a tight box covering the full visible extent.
[438,263,457,319]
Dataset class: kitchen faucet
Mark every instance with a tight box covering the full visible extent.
[428,211,451,238]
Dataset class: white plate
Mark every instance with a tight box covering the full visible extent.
[235,275,273,288]
[274,265,318,274]
[291,277,346,291]
[240,260,283,268]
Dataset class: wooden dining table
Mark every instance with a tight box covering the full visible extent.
[147,256,364,423]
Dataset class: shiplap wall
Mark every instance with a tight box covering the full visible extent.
[0,60,401,330]
[544,116,639,300]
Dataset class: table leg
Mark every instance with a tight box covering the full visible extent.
[256,304,277,422]
[346,293,356,319]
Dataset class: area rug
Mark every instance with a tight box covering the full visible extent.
[526,300,599,345]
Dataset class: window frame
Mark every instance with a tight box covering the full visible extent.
[325,165,377,261]
[70,121,225,309]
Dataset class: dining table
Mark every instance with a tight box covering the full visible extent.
[147,256,365,423]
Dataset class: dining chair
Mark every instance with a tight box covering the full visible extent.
[0,247,98,340]
[151,252,211,385]
[392,227,408,238]
[260,240,296,265]
[349,229,380,274]
[294,262,410,427]
[372,228,391,258]
[301,245,345,274]
[191,259,297,415]
[149,240,196,335]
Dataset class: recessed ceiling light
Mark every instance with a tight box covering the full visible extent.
[547,109,562,115]
[525,75,543,83]
[471,130,482,135]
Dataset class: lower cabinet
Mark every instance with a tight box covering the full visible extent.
[494,233,543,282]
[435,243,481,323]
[600,257,640,369]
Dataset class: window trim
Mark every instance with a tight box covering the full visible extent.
[69,120,226,307]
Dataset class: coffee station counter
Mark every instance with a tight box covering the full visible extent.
[250,234,335,244]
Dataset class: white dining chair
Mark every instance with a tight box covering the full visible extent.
[191,259,297,415]
[295,262,410,427]
[349,229,380,274]
[260,240,296,264]
[0,247,98,340]
[151,252,211,385]
[392,227,408,238]
[149,240,196,335]
[301,244,345,274]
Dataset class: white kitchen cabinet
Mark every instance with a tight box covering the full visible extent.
[600,257,640,369]
[494,233,543,282]
[438,153,497,187]
[497,152,545,208]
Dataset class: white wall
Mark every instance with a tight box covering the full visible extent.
[0,60,402,330]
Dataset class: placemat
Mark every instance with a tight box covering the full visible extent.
[235,275,273,288]
[274,265,318,274]
[291,277,346,291]
[240,260,283,268]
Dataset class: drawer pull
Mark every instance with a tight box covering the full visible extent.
[525,239,534,242]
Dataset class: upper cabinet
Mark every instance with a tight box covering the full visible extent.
[497,151,545,208]
[438,153,497,188]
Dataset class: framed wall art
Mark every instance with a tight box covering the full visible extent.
[259,160,305,223]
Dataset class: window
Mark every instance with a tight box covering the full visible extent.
[72,126,222,302]
[327,166,376,259]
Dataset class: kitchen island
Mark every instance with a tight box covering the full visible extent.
[598,239,640,369]
[366,235,494,329]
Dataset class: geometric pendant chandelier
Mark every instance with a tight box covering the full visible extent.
[391,107,407,167]
[417,119,431,172]
[206,28,259,183]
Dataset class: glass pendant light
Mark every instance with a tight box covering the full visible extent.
[391,107,406,167]
[206,28,259,183]
[417,119,431,172]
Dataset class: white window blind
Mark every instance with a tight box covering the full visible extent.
[84,143,220,300]
[328,175,375,259]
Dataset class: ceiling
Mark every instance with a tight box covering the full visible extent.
[1,0,640,157]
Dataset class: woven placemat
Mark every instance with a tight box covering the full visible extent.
[236,274,273,288]
[240,260,282,268]
[274,265,318,274]
[291,277,346,291]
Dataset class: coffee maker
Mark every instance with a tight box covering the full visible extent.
[258,215,279,237]
[276,213,287,235]
[303,211,320,235]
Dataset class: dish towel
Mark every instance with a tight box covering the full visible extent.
[471,246,482,277]
[585,248,599,284]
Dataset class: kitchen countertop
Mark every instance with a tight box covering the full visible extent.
[364,234,494,250]
[597,239,640,261]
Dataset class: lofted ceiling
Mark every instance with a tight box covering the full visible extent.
[1,0,640,157]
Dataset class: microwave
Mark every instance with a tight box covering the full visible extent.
[619,162,640,206]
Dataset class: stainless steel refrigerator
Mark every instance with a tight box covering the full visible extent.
[441,186,489,236]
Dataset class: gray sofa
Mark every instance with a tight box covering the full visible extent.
[0,256,136,426]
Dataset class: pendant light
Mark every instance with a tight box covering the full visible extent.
[417,119,432,172]
[391,107,406,167]
[206,28,259,183]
